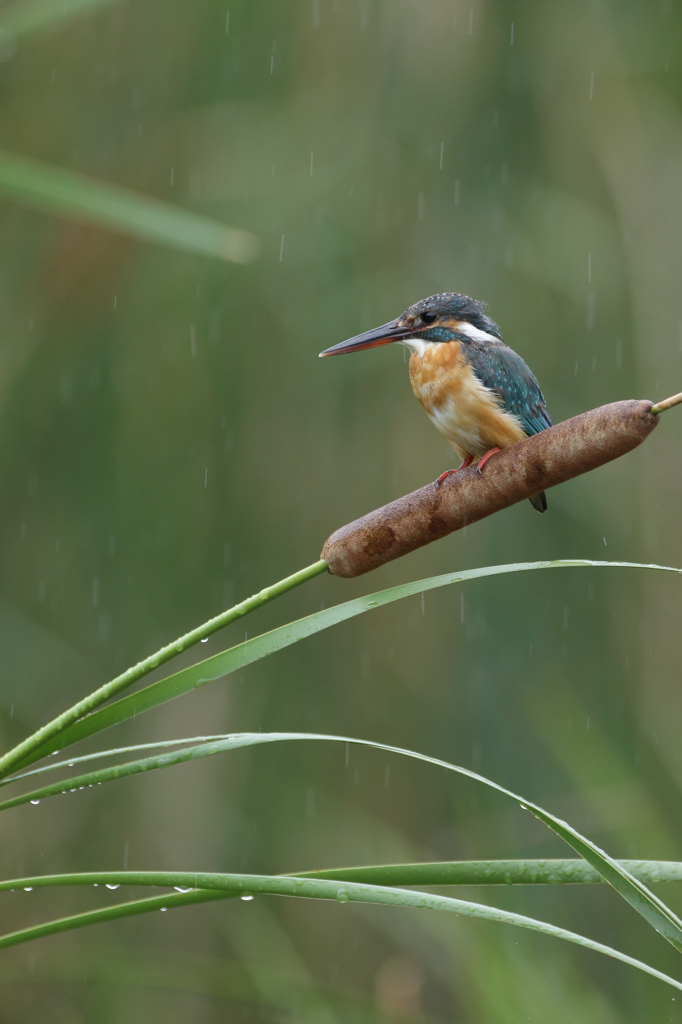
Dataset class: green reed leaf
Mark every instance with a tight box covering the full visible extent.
[296,859,682,886]
[7,730,682,954]
[14,560,677,771]
[0,149,258,262]
[0,869,680,992]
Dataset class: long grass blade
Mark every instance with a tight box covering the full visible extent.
[0,870,679,991]
[15,560,678,771]
[0,560,327,779]
[0,0,125,41]
[295,859,682,886]
[7,731,682,952]
[0,149,258,262]
[0,736,239,788]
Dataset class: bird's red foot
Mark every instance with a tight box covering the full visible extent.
[475,447,501,477]
[435,455,474,488]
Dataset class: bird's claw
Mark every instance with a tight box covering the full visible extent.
[434,455,475,489]
[435,469,457,489]
[475,447,501,478]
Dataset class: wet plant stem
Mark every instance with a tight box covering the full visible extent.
[651,391,682,415]
[0,559,328,779]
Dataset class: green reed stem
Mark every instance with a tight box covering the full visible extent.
[2,871,682,992]
[3,861,682,894]
[0,560,327,780]
[651,391,682,415]
[293,859,682,886]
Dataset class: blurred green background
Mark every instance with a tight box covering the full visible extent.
[0,0,682,1020]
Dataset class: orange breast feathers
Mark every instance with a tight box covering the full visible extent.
[408,342,527,460]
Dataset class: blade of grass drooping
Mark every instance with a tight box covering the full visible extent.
[2,714,681,897]
[0,0,126,49]
[0,871,680,991]
[0,736,241,788]
[6,731,682,953]
[0,560,328,779]
[12,559,678,773]
[0,150,259,262]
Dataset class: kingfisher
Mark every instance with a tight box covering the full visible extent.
[319,292,552,513]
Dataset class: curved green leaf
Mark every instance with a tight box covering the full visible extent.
[0,149,259,262]
[0,736,238,789]
[0,870,680,992]
[7,730,682,953]
[0,560,327,779]
[0,0,127,45]
[14,560,680,771]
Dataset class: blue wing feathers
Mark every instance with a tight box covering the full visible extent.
[463,340,552,437]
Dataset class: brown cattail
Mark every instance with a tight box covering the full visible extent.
[322,400,659,578]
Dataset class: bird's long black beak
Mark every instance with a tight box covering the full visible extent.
[319,320,420,357]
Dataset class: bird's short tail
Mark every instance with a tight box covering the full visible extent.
[529,491,547,514]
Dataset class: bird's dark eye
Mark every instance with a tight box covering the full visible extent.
[421,311,437,324]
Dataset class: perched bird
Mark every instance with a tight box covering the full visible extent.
[320,292,552,513]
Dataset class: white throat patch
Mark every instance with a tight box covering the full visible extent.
[400,338,440,357]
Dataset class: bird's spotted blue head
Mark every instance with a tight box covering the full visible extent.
[319,291,502,357]
[397,293,503,344]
